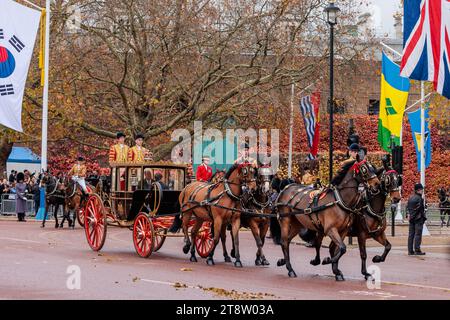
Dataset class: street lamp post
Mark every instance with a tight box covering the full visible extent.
[325,1,340,182]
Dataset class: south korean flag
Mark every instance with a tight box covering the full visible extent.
[0,0,41,132]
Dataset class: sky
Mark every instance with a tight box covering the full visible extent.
[366,0,403,38]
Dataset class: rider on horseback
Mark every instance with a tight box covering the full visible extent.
[330,143,360,186]
[68,156,89,200]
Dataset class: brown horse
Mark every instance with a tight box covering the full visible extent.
[65,178,92,228]
[229,165,273,266]
[307,168,402,280]
[179,163,257,267]
[275,159,381,281]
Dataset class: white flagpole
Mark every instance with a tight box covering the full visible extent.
[41,0,50,171]
[288,83,294,179]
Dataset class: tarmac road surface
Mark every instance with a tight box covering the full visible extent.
[0,220,449,300]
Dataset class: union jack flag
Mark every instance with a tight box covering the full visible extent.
[400,0,450,99]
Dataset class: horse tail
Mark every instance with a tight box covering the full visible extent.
[269,216,281,245]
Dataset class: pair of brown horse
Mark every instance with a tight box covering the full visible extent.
[179,163,272,267]
[40,174,87,228]
[275,160,401,281]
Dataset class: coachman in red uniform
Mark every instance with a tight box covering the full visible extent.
[196,156,213,182]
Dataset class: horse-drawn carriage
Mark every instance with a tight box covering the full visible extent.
[83,161,214,258]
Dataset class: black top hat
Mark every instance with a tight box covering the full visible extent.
[77,156,85,161]
[135,133,144,140]
[414,183,424,191]
[348,143,360,151]
[116,132,126,139]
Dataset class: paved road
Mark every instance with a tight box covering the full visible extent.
[0,220,449,300]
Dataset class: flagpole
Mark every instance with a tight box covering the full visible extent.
[420,81,426,197]
[41,0,50,171]
[288,83,294,179]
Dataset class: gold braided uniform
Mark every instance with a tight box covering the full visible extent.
[68,164,87,178]
[128,145,150,163]
[109,144,129,163]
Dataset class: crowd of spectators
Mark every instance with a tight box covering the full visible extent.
[0,170,42,215]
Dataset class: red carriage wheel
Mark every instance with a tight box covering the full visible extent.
[195,221,213,258]
[77,207,85,227]
[153,227,167,252]
[133,213,155,258]
[84,194,107,251]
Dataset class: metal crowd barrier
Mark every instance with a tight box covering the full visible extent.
[0,193,66,218]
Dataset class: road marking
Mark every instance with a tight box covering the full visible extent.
[0,237,41,244]
[341,275,450,293]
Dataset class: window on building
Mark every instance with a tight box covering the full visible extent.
[368,99,379,115]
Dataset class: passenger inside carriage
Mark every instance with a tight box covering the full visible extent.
[139,169,153,190]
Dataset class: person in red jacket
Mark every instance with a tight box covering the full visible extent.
[196,156,213,182]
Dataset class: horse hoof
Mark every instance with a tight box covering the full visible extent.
[262,259,270,266]
[182,244,190,254]
[288,270,297,278]
[322,257,332,265]
[230,249,235,258]
[54,225,59,229]
[224,256,232,263]
[277,259,285,267]
[234,261,243,268]
[372,255,382,263]
[206,258,215,266]
[255,259,262,266]
[190,256,198,263]
[335,274,345,281]
[310,259,320,266]
[364,273,373,281]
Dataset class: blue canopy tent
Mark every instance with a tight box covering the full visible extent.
[6,146,41,175]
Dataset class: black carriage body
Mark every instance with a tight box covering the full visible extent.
[108,162,187,221]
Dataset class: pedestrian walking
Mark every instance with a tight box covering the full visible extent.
[15,172,28,222]
[406,183,427,255]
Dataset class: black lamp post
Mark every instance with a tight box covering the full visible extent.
[325,1,340,182]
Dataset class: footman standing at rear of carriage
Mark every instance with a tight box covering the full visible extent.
[109,132,129,163]
[128,133,152,163]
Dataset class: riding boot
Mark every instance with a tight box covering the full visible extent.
[168,214,182,233]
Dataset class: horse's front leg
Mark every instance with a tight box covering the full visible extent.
[372,232,391,263]
[230,213,242,267]
[357,233,371,279]
[326,227,347,281]
[258,219,270,265]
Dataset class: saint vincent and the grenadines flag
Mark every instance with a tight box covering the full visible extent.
[378,52,411,152]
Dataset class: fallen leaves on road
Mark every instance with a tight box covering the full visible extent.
[173,282,188,289]
[180,268,193,272]
[197,286,276,300]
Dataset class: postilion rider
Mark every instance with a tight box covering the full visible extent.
[68,156,90,200]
